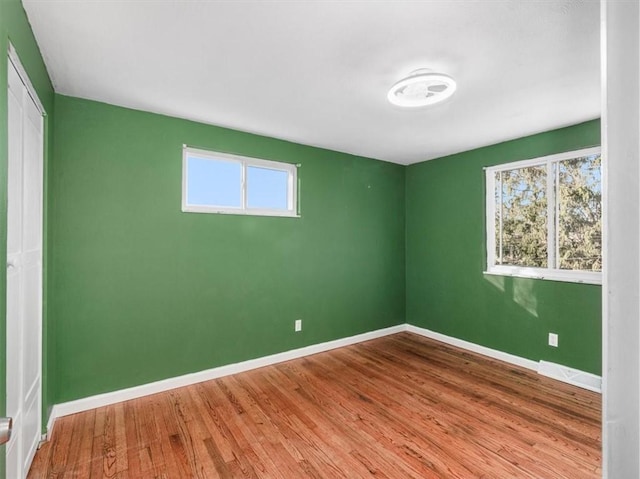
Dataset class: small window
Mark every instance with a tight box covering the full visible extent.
[485,147,602,284]
[182,147,298,217]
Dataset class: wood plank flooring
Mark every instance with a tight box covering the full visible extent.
[28,332,601,478]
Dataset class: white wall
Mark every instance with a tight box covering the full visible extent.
[602,0,640,477]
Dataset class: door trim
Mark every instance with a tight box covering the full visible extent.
[8,43,46,117]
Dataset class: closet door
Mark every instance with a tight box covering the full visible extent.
[6,54,44,479]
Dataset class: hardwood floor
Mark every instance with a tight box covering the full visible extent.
[28,332,601,478]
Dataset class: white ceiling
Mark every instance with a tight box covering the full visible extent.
[22,0,600,165]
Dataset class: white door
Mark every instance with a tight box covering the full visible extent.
[6,53,44,479]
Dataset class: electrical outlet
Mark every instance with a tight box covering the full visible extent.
[548,332,558,347]
[295,319,302,332]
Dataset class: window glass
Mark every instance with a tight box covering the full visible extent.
[496,165,548,268]
[186,156,242,208]
[557,154,602,271]
[247,166,289,210]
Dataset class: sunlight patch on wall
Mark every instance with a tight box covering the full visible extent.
[514,280,539,318]
[484,273,505,293]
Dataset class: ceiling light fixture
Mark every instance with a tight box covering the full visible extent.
[387,69,457,107]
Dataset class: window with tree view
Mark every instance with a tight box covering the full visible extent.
[486,147,602,284]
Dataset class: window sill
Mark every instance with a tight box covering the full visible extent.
[182,206,301,218]
[483,266,602,285]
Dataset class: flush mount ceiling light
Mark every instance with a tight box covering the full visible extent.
[387,69,457,107]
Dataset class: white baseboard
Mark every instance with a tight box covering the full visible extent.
[406,324,602,393]
[47,324,407,435]
[406,324,539,371]
[45,410,56,441]
[538,360,602,393]
[46,322,602,438]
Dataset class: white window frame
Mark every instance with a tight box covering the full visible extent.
[485,146,602,285]
[182,146,299,218]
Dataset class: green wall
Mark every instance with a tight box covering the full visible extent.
[50,94,406,403]
[406,120,602,375]
[46,96,604,406]
[0,1,54,474]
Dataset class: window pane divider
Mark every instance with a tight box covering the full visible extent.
[547,159,556,269]
[498,171,503,265]
[241,161,247,210]
[554,161,561,269]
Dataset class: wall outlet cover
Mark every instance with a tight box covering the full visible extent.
[548,332,558,347]
[295,319,302,332]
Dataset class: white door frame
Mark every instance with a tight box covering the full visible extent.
[7,45,45,115]
[601,1,640,477]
